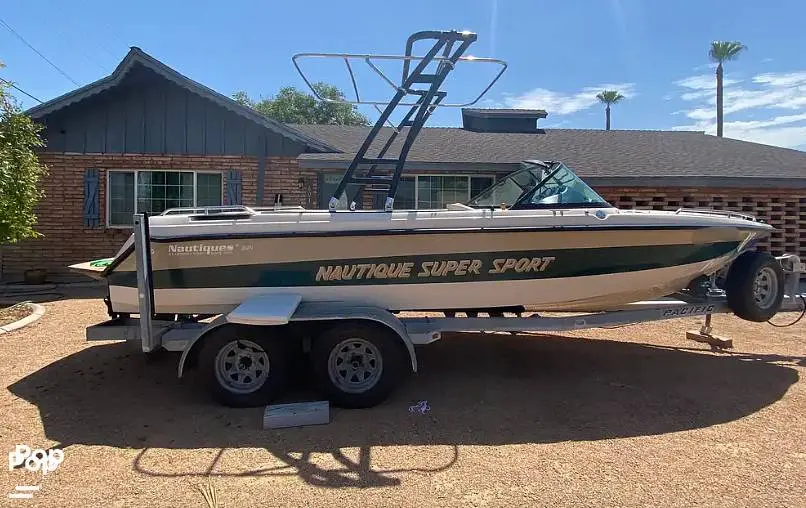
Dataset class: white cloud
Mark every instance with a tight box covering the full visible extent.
[675,74,738,91]
[504,83,636,115]
[752,71,806,87]
[730,126,806,148]
[683,108,715,121]
[673,121,806,149]
[541,119,571,128]
[691,63,719,72]
[673,113,806,149]
[671,69,806,149]
[720,112,806,130]
[680,89,713,102]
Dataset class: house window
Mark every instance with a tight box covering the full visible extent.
[196,173,224,207]
[319,173,364,209]
[395,177,416,209]
[318,173,495,210]
[400,175,495,209]
[107,170,223,226]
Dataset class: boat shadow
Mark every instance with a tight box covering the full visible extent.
[7,332,801,488]
[0,282,106,304]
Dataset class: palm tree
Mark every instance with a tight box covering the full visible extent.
[709,41,746,137]
[596,90,625,131]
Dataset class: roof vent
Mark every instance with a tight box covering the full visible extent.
[461,108,547,133]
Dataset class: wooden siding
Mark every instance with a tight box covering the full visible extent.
[38,63,306,157]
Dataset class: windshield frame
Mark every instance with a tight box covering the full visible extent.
[513,162,565,206]
[466,161,611,210]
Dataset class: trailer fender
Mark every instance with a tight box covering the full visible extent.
[178,294,304,377]
[289,302,418,373]
[177,315,231,378]
[224,294,303,326]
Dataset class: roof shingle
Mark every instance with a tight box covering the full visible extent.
[293,124,806,180]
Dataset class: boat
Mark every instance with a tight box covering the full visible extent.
[70,157,773,317]
[69,30,777,319]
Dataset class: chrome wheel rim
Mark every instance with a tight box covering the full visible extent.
[214,339,269,394]
[327,338,383,394]
[753,267,778,309]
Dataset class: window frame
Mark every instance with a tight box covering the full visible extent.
[105,169,224,228]
[401,174,497,210]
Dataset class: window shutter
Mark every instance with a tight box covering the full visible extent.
[226,169,242,206]
[83,168,100,227]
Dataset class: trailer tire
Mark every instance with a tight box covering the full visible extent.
[725,251,785,322]
[311,322,408,409]
[198,325,290,407]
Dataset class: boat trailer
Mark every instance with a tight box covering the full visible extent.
[84,213,806,408]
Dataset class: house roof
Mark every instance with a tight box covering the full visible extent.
[293,124,806,186]
[26,47,336,153]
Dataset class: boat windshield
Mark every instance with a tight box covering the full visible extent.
[466,161,610,209]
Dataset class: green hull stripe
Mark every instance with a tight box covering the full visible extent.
[107,242,740,289]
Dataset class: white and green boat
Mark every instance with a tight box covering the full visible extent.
[71,158,774,317]
[70,29,778,321]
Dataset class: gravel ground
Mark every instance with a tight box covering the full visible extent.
[0,305,32,328]
[1,294,804,507]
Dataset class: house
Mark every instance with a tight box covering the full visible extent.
[4,47,806,281]
[4,47,333,280]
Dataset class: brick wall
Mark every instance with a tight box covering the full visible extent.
[263,157,320,208]
[1,153,314,281]
[596,186,806,259]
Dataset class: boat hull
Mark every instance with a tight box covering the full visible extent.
[99,222,760,314]
[108,254,734,314]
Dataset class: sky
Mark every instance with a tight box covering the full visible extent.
[1,0,805,150]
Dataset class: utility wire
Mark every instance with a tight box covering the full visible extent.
[44,0,115,73]
[75,0,129,61]
[0,77,43,103]
[0,16,80,86]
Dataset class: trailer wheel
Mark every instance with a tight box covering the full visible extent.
[198,325,290,407]
[311,322,408,409]
[725,251,785,322]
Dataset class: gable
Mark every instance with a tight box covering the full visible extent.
[38,63,308,156]
[27,48,336,156]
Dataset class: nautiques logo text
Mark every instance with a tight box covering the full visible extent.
[168,243,236,256]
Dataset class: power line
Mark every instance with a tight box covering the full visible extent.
[0,16,80,86]
[0,77,43,103]
[74,0,129,62]
[44,0,115,73]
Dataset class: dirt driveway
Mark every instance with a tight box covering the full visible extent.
[1,295,804,507]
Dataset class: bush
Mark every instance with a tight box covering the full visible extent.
[0,78,48,244]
